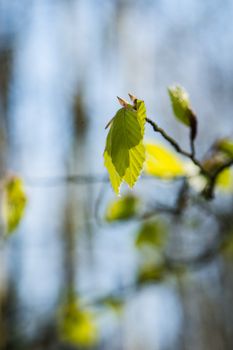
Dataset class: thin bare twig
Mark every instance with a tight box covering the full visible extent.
[24,174,109,187]
[203,158,233,199]
[145,118,208,175]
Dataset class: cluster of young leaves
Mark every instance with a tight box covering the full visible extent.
[2,176,27,236]
[103,86,193,193]
[104,85,233,196]
[104,95,146,194]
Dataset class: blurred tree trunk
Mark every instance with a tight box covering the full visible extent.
[0,44,13,350]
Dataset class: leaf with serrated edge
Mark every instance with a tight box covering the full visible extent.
[124,141,145,187]
[123,99,146,187]
[104,97,146,194]
[104,126,122,194]
[111,107,142,176]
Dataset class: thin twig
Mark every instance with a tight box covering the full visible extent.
[203,158,233,199]
[24,174,109,187]
[23,173,184,187]
[190,137,195,158]
[145,118,208,175]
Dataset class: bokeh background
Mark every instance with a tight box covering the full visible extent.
[0,0,233,349]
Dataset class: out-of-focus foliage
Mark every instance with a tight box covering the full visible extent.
[145,143,186,178]
[203,153,229,174]
[136,262,167,285]
[216,168,233,191]
[216,138,233,158]
[2,176,27,235]
[222,231,233,259]
[135,220,167,249]
[101,296,124,315]
[104,96,146,194]
[168,85,197,139]
[105,193,139,222]
[58,299,98,347]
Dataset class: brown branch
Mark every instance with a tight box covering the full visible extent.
[146,117,233,199]
[203,158,233,199]
[24,174,109,186]
[145,118,208,175]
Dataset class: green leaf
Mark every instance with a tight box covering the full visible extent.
[104,96,146,194]
[216,138,233,159]
[216,168,233,192]
[123,140,145,188]
[136,263,167,285]
[101,296,124,315]
[2,176,27,235]
[135,220,167,249]
[110,107,142,176]
[168,85,197,140]
[104,127,122,194]
[58,299,98,347]
[144,142,186,178]
[105,193,139,222]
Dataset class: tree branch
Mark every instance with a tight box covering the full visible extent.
[145,117,233,199]
[145,118,208,175]
[203,158,233,199]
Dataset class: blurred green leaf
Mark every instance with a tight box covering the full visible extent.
[168,85,197,140]
[215,138,233,159]
[201,142,233,192]
[101,296,124,315]
[2,176,27,235]
[144,142,186,178]
[135,220,167,249]
[222,231,233,259]
[58,300,98,347]
[105,193,139,222]
[216,168,233,192]
[137,263,167,285]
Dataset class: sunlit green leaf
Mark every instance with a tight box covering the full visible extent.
[105,193,139,222]
[123,99,146,187]
[123,140,145,188]
[104,126,122,194]
[104,97,146,194]
[2,176,27,235]
[110,107,142,176]
[144,142,186,178]
[168,85,197,139]
[58,300,98,347]
[135,220,167,249]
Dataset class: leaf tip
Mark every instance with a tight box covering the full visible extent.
[117,96,128,108]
